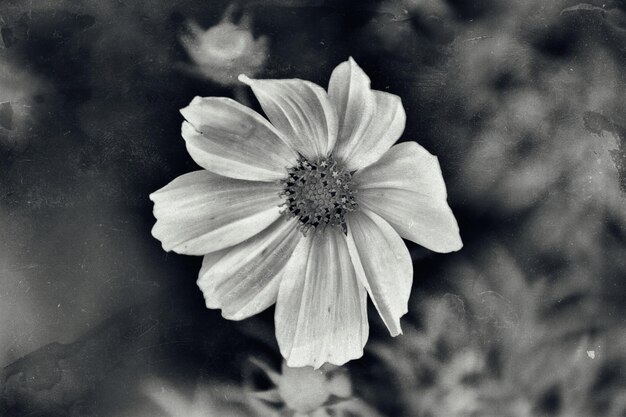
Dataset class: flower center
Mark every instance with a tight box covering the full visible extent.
[280,156,358,234]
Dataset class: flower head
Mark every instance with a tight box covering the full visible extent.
[245,358,381,417]
[150,58,462,368]
[180,17,268,86]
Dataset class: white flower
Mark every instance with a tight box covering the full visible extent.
[246,359,382,417]
[150,58,462,368]
[180,18,268,86]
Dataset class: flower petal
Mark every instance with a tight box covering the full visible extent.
[354,142,463,253]
[150,170,283,255]
[328,58,406,171]
[275,229,369,369]
[180,96,298,181]
[346,209,413,337]
[328,58,376,160]
[239,75,338,160]
[197,218,302,320]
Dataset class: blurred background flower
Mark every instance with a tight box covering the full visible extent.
[179,6,269,86]
[244,359,382,416]
[0,0,625,416]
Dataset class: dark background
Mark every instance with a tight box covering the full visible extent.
[1,0,625,416]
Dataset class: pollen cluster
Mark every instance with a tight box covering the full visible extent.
[280,156,358,234]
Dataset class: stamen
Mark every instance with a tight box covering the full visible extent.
[280,156,358,234]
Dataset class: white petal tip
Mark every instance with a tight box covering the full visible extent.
[179,96,204,117]
[387,315,406,337]
[286,359,323,370]
[221,310,247,321]
[159,242,174,253]
[149,223,164,244]
[238,74,253,84]
[432,237,464,253]
[283,351,364,369]
[386,322,403,337]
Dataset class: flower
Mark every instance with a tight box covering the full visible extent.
[150,58,462,368]
[245,358,382,417]
[180,17,268,86]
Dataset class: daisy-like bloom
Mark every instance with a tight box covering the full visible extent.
[246,359,382,417]
[150,58,462,368]
[180,17,268,86]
